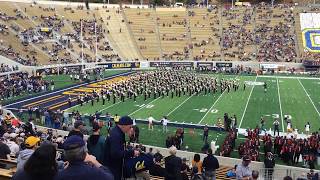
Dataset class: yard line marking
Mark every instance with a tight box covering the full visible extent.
[98,101,122,113]
[166,94,195,116]
[129,97,161,116]
[198,91,226,124]
[277,78,285,132]
[298,79,320,118]
[238,76,258,128]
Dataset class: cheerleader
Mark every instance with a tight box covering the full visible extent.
[305,122,310,135]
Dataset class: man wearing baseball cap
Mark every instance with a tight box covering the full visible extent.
[68,120,85,139]
[104,115,140,180]
[236,155,252,180]
[17,136,40,171]
[55,135,113,180]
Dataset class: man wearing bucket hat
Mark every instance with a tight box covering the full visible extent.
[104,115,140,180]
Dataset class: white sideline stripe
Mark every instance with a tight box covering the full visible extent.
[277,78,285,132]
[297,79,320,118]
[98,101,122,113]
[129,97,161,116]
[238,76,258,128]
[260,75,320,80]
[198,91,225,124]
[3,72,131,108]
[166,94,195,116]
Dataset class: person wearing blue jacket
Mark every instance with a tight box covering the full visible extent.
[104,116,140,180]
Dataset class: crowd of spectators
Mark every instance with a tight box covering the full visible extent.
[1,2,320,63]
[0,2,121,66]
[0,72,50,101]
[0,63,18,73]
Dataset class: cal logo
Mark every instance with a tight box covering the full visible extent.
[302,28,320,52]
[135,161,145,171]
[300,13,320,52]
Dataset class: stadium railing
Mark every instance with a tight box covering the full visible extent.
[34,124,320,179]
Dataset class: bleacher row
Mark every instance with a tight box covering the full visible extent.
[1,2,320,66]
[0,158,235,180]
[150,165,234,180]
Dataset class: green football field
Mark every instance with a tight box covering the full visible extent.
[67,72,320,133]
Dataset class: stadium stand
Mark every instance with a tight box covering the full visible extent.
[1,1,320,64]
[188,7,222,61]
[124,8,162,60]
[156,8,191,60]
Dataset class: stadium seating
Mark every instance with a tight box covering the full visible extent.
[2,1,320,65]
[188,8,222,61]
[125,8,162,60]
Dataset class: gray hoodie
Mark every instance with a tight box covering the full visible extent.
[17,149,34,171]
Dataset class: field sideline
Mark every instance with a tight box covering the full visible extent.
[67,72,320,133]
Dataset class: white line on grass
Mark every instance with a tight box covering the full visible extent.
[277,78,285,132]
[198,92,225,124]
[238,76,258,128]
[129,97,161,116]
[297,79,320,118]
[98,101,122,113]
[166,94,195,116]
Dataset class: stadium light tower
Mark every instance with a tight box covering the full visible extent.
[81,20,84,73]
[95,22,98,63]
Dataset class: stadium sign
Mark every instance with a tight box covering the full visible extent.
[150,62,193,67]
[98,62,140,69]
[197,62,213,67]
[303,60,320,67]
[260,64,280,69]
[216,62,232,67]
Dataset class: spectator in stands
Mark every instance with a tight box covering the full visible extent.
[6,133,19,157]
[104,116,139,180]
[226,165,237,178]
[67,120,85,139]
[181,158,190,180]
[264,152,275,180]
[13,143,57,180]
[24,118,36,136]
[192,153,202,174]
[0,137,11,168]
[283,176,293,180]
[202,148,220,180]
[55,135,114,180]
[252,170,259,180]
[87,122,105,164]
[150,156,166,177]
[190,166,204,180]
[154,149,163,163]
[164,146,182,180]
[17,136,40,171]
[236,155,252,180]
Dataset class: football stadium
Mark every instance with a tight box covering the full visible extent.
[0,0,320,179]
